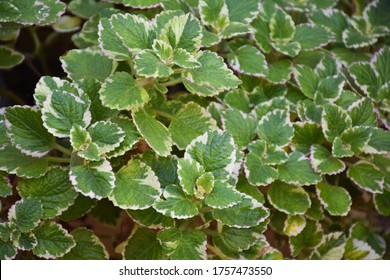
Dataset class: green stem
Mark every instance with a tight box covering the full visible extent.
[160,78,184,87]
[153,109,174,120]
[206,244,231,260]
[46,156,71,163]
[28,27,50,75]
[53,142,72,155]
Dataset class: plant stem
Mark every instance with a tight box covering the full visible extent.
[160,78,184,87]
[46,156,71,163]
[153,109,174,120]
[0,89,26,105]
[28,27,50,75]
[206,244,231,260]
[53,142,72,155]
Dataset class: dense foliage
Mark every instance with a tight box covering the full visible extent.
[0,0,389,260]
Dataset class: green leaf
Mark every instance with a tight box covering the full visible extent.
[0,112,8,148]
[32,221,75,259]
[177,158,205,196]
[196,172,215,197]
[309,9,349,43]
[322,104,352,142]
[142,151,179,188]
[123,227,166,260]
[70,158,115,199]
[251,15,272,53]
[134,50,173,78]
[374,190,390,216]
[348,98,376,127]
[172,49,201,68]
[0,172,12,197]
[278,152,321,186]
[185,130,236,180]
[61,49,113,83]
[157,228,207,260]
[342,26,377,49]
[154,184,198,219]
[268,181,311,215]
[9,198,43,233]
[310,145,345,175]
[315,232,347,260]
[347,161,385,193]
[225,0,260,23]
[183,50,241,96]
[110,159,161,210]
[4,106,54,157]
[293,24,334,50]
[159,13,202,53]
[272,41,301,57]
[257,109,294,147]
[106,0,161,8]
[42,90,91,138]
[204,180,242,209]
[349,62,380,100]
[199,0,229,32]
[0,240,17,260]
[99,72,149,111]
[219,22,250,39]
[169,102,216,150]
[0,2,21,22]
[315,75,345,104]
[133,109,172,157]
[88,121,125,154]
[372,46,390,85]
[78,143,101,161]
[222,109,257,149]
[70,124,91,151]
[339,126,371,154]
[98,18,129,61]
[14,232,38,251]
[316,182,352,216]
[127,208,175,229]
[0,145,48,178]
[0,46,24,69]
[106,116,139,158]
[363,128,390,154]
[269,8,295,44]
[266,60,292,84]
[294,64,318,99]
[18,168,78,219]
[110,13,152,52]
[244,140,278,186]
[61,228,108,260]
[60,195,97,222]
[289,220,323,256]
[213,196,269,228]
[227,44,268,77]
[283,215,306,237]
[292,122,325,154]
[68,0,112,19]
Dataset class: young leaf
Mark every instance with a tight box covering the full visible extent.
[157,228,207,260]
[132,109,172,157]
[42,90,91,138]
[258,109,294,147]
[61,228,108,260]
[70,124,91,151]
[32,221,75,259]
[154,184,198,219]
[315,232,347,260]
[70,158,115,199]
[347,161,385,193]
[106,116,139,158]
[123,227,166,260]
[177,158,205,196]
[5,106,54,157]
[268,181,311,215]
[204,180,242,209]
[99,72,149,111]
[88,121,125,154]
[316,183,352,216]
[0,46,24,69]
[278,152,321,186]
[310,145,345,175]
[134,50,173,78]
[222,109,257,150]
[227,44,268,77]
[0,145,48,178]
[8,198,43,233]
[14,232,38,251]
[283,215,306,237]
[213,196,269,228]
[185,130,236,180]
[110,159,161,210]
[17,168,78,219]
[169,102,216,150]
[322,104,352,142]
[183,51,241,96]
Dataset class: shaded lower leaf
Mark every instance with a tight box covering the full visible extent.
[127,208,175,229]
